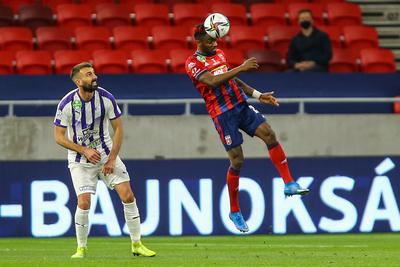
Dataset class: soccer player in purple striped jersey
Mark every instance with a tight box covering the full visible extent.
[54,62,155,258]
[186,24,310,233]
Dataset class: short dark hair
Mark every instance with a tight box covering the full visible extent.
[298,9,313,16]
[194,23,208,41]
[70,62,93,80]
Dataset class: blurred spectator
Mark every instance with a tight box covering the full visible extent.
[287,9,332,72]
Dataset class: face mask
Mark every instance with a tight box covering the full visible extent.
[300,20,312,29]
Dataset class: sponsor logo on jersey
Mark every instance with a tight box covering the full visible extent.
[211,65,228,75]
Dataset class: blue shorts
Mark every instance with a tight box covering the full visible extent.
[212,102,266,151]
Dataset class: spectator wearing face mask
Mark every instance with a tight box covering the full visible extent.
[287,9,332,72]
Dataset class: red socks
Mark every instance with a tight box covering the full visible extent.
[268,144,293,184]
[227,166,240,213]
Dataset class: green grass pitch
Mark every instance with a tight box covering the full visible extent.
[0,233,399,266]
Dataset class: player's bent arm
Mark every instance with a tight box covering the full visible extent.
[108,117,123,161]
[235,78,258,97]
[54,125,86,155]
[198,65,244,88]
[198,57,259,88]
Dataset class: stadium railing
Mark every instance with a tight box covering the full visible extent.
[0,97,399,117]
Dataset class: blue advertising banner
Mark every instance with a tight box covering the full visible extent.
[0,157,399,237]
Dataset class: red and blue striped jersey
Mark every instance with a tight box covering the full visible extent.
[185,49,247,118]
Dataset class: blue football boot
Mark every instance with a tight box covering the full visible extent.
[284,181,310,197]
[229,212,249,233]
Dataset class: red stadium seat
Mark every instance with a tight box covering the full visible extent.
[275,0,310,3]
[36,27,73,51]
[222,49,245,68]
[95,3,131,30]
[0,5,14,27]
[41,0,72,12]
[170,49,194,73]
[18,4,54,32]
[79,0,113,3]
[229,26,266,52]
[329,48,359,73]
[327,3,362,26]
[131,49,168,73]
[267,26,299,56]
[92,50,129,74]
[75,26,111,50]
[1,0,35,13]
[0,27,33,52]
[312,0,345,3]
[16,50,53,74]
[152,26,190,50]
[134,4,170,28]
[54,50,92,74]
[56,4,93,30]
[288,3,326,26]
[172,4,209,29]
[0,51,15,74]
[250,4,287,29]
[360,48,396,73]
[247,49,285,72]
[211,3,247,26]
[318,25,343,48]
[113,26,150,51]
[343,26,378,50]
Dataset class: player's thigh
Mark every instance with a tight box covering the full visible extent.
[212,109,243,151]
[100,156,130,190]
[254,121,277,144]
[239,104,266,137]
[69,163,99,196]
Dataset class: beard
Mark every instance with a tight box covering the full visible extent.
[82,80,98,92]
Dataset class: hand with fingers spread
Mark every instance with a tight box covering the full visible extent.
[83,147,101,164]
[240,57,259,72]
[260,91,279,106]
[102,158,116,175]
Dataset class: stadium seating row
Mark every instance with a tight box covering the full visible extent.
[0,25,380,56]
[0,0,351,13]
[0,2,363,32]
[0,48,395,75]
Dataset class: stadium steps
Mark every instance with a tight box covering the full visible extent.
[348,1,400,71]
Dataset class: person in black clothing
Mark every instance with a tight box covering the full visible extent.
[287,9,332,72]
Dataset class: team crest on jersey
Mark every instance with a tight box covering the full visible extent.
[196,55,206,63]
[225,135,232,145]
[72,100,82,111]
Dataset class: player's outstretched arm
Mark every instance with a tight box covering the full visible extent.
[54,125,101,164]
[198,57,259,88]
[235,78,279,106]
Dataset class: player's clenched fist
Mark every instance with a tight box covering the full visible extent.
[240,57,259,71]
[83,147,101,164]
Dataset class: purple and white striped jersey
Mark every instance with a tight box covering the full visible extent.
[54,87,122,165]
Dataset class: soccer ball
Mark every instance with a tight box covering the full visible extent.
[204,13,230,39]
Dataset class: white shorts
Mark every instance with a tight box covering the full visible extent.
[69,156,130,196]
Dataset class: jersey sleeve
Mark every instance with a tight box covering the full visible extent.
[185,56,208,80]
[54,102,69,128]
[106,93,122,120]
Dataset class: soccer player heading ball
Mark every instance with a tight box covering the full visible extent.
[185,24,310,233]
